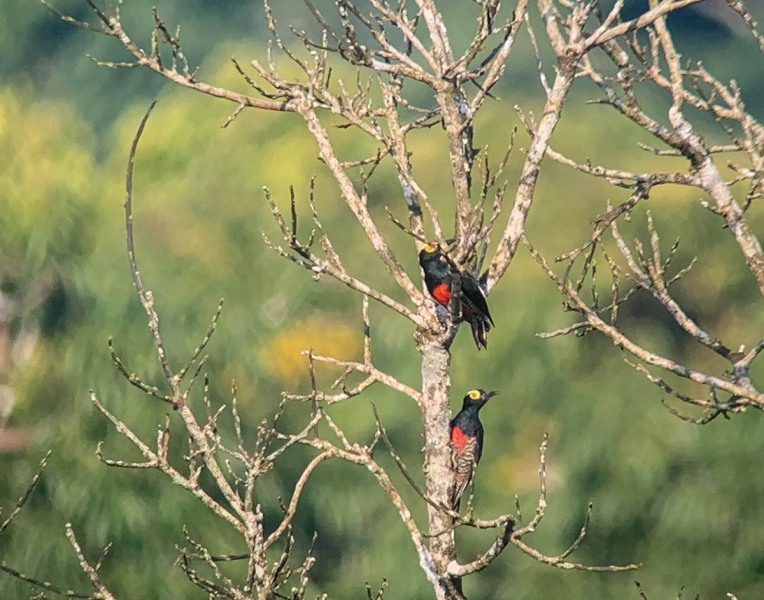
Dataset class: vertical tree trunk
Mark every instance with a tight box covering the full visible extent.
[420,341,461,599]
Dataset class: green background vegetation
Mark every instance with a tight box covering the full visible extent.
[2,1,764,598]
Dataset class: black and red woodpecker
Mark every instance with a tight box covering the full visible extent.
[450,389,497,510]
[418,243,494,349]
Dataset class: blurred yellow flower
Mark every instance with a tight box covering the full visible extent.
[259,314,362,386]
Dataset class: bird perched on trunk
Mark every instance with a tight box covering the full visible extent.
[450,389,497,510]
[418,242,494,349]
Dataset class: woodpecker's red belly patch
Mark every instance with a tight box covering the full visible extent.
[432,282,452,306]
[450,425,469,453]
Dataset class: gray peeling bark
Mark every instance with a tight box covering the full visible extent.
[438,87,474,250]
[485,60,577,293]
[419,340,459,599]
[667,106,764,298]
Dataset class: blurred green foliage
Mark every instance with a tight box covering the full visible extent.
[2,2,764,599]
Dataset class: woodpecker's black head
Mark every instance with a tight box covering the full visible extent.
[461,388,497,411]
[417,241,441,261]
[418,241,449,278]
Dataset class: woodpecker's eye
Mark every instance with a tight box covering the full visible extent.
[468,389,481,400]
[423,243,437,253]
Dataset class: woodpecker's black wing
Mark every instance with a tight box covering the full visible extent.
[460,270,494,326]
[460,270,493,349]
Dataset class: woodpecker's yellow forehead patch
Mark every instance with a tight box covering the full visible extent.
[468,389,481,400]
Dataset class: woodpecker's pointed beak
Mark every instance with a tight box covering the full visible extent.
[485,390,499,400]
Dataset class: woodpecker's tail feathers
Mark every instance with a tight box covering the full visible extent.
[468,315,491,350]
